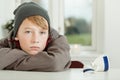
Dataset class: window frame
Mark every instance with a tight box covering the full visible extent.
[49,0,104,54]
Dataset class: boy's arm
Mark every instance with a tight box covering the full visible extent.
[6,35,71,71]
[0,48,27,69]
[0,38,27,69]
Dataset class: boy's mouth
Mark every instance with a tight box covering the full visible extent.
[30,46,40,51]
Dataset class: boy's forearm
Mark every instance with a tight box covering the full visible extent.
[0,48,27,69]
[9,51,71,71]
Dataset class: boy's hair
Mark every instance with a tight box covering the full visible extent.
[27,15,48,30]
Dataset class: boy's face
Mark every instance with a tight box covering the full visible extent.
[15,18,49,55]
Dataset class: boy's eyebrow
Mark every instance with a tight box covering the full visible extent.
[24,27,33,29]
[24,27,47,31]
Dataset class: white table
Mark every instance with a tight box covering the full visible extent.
[0,68,120,80]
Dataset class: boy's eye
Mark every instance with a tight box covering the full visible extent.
[25,31,32,33]
[40,31,46,34]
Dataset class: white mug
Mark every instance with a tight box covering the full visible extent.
[92,55,109,71]
[83,55,109,73]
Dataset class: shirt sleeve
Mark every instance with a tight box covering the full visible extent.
[0,38,27,69]
[0,48,27,69]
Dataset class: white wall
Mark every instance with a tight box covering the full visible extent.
[104,0,120,68]
[0,0,15,39]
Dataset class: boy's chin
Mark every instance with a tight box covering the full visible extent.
[28,51,41,55]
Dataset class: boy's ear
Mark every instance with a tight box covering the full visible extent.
[15,37,19,41]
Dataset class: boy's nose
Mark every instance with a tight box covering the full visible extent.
[32,33,40,43]
[33,41,39,43]
[32,38,40,43]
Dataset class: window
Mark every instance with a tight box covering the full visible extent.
[64,0,92,46]
[49,0,104,54]
[64,0,93,53]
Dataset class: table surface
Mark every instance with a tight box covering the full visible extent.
[0,68,120,80]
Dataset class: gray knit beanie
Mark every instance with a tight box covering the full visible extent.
[13,2,50,38]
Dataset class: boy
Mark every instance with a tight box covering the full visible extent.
[0,2,71,71]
